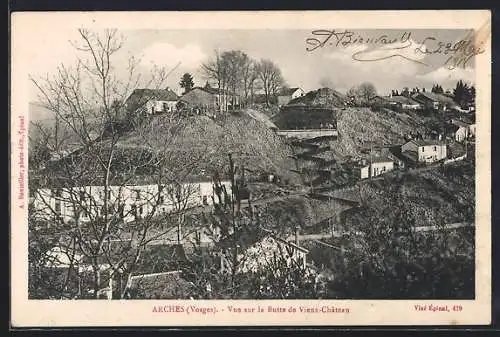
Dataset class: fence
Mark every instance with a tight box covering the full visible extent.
[444,154,467,165]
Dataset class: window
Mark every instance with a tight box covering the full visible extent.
[422,147,425,152]
[433,146,437,151]
[159,195,165,204]
[163,103,168,112]
[79,191,86,202]
[139,206,143,215]
[131,204,137,218]
[202,195,208,206]
[55,201,61,214]
[134,189,140,201]
[118,204,124,218]
[52,188,62,198]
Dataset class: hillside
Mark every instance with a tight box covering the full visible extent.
[350,161,475,228]
[272,87,431,159]
[45,112,302,186]
[333,107,428,159]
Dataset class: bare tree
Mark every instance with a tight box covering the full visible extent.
[256,59,285,107]
[28,29,208,299]
[241,57,258,106]
[201,50,230,112]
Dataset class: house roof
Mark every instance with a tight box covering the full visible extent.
[408,139,446,147]
[190,86,238,97]
[386,96,421,105]
[129,270,195,299]
[178,86,238,107]
[279,87,302,96]
[451,119,471,128]
[446,124,461,133]
[126,88,179,106]
[412,92,457,105]
[365,156,394,165]
[401,150,418,162]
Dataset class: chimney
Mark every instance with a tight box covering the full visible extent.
[294,226,300,246]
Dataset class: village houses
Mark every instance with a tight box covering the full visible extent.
[401,139,447,164]
[32,177,231,225]
[447,119,476,142]
[359,156,395,179]
[178,84,240,113]
[411,91,459,111]
[385,96,422,110]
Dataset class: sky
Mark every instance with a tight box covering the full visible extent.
[28,28,477,105]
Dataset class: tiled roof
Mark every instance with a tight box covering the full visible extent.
[412,92,456,105]
[279,87,302,96]
[401,150,418,162]
[409,139,446,147]
[129,270,195,299]
[127,88,179,104]
[365,156,394,164]
[386,96,421,105]
[192,86,238,96]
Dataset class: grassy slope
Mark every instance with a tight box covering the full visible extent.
[353,160,475,227]
[115,113,301,184]
[333,107,428,158]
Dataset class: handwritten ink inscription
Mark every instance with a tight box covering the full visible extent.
[305,29,485,69]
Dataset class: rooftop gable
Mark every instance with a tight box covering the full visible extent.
[407,139,446,147]
[126,88,179,107]
[279,87,302,96]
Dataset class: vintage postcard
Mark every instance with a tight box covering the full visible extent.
[10,10,491,326]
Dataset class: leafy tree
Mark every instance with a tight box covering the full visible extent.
[357,82,377,104]
[431,84,444,94]
[347,83,377,106]
[330,176,475,299]
[179,73,194,94]
[401,87,410,97]
[453,80,475,109]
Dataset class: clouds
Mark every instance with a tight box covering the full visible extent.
[137,42,206,70]
[416,66,475,87]
[318,38,475,94]
[25,30,82,78]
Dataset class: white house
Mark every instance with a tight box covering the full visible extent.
[450,119,476,141]
[387,96,422,110]
[401,139,447,163]
[219,228,309,274]
[468,123,476,137]
[178,85,241,113]
[359,157,395,179]
[277,87,305,106]
[32,179,231,225]
[125,88,179,115]
[447,124,469,142]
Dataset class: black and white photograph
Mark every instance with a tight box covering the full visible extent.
[11,10,491,326]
